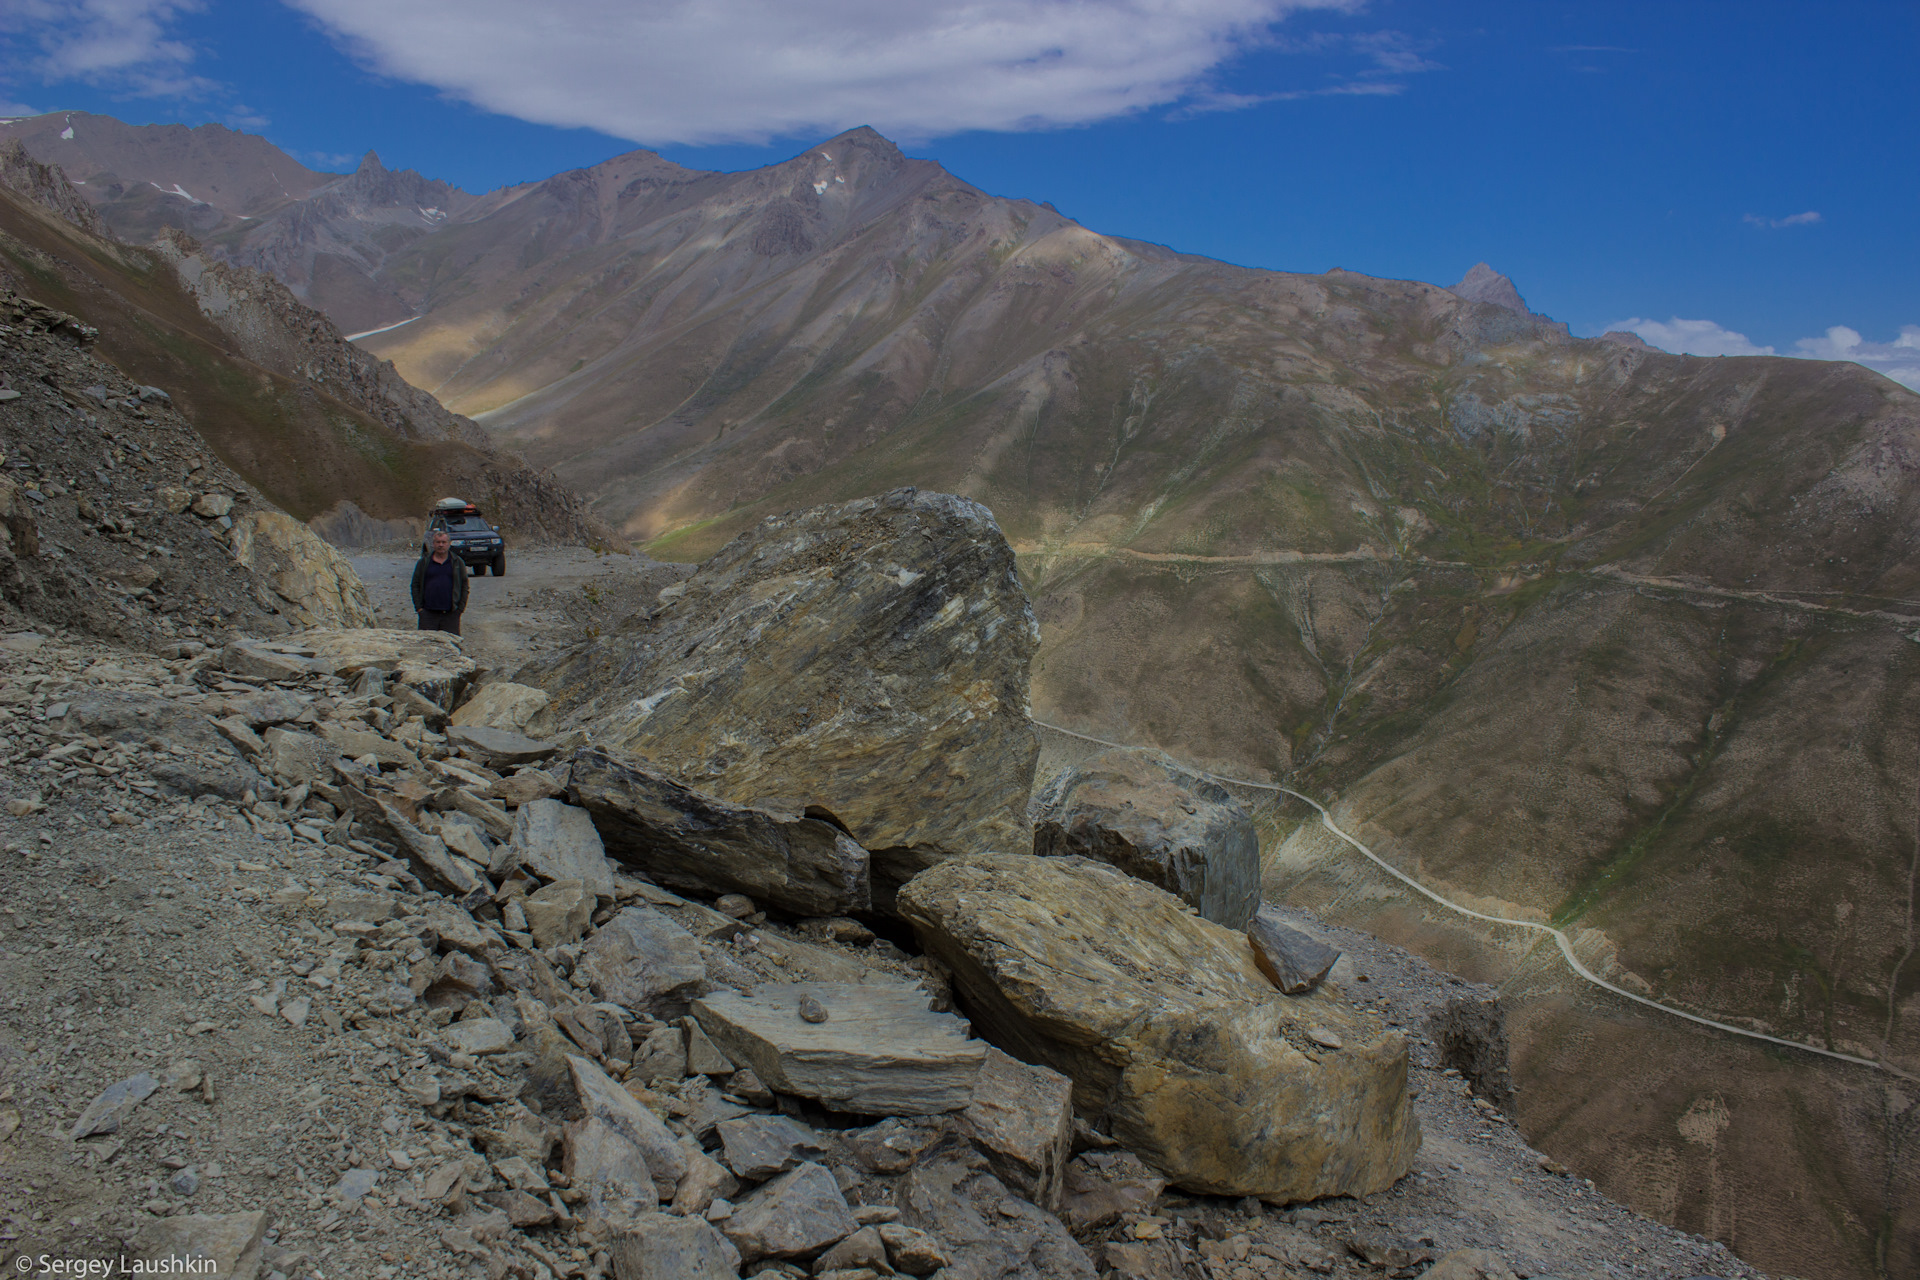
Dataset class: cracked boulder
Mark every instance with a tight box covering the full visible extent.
[1031,746,1258,928]
[541,488,1040,905]
[897,853,1419,1200]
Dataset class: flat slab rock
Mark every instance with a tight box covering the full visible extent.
[450,723,558,766]
[692,981,986,1115]
[569,745,869,917]
[897,852,1419,1201]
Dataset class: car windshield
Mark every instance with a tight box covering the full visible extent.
[438,514,491,531]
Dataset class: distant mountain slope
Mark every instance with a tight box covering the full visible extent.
[16,115,1919,1279]
[0,145,604,548]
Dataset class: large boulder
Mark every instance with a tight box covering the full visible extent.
[1031,747,1259,928]
[542,489,1040,903]
[229,510,377,628]
[509,799,616,896]
[569,746,869,916]
[896,853,1418,1201]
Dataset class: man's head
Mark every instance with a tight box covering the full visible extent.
[431,530,451,556]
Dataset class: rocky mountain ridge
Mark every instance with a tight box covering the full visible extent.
[0,140,613,551]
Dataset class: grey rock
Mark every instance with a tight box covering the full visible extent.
[59,690,226,755]
[682,1016,734,1076]
[1031,746,1259,928]
[567,1054,688,1196]
[898,1156,1094,1280]
[222,638,324,680]
[151,758,259,801]
[230,688,307,727]
[136,1211,268,1280]
[670,1147,741,1219]
[334,1167,380,1200]
[444,1018,515,1056]
[261,726,336,786]
[450,723,558,766]
[71,1071,159,1139]
[692,982,985,1115]
[715,1114,829,1181]
[632,1024,688,1084]
[510,798,616,896]
[523,879,596,948]
[816,1226,890,1275]
[569,747,871,917]
[168,1167,200,1197]
[1246,907,1340,994]
[721,1161,858,1263]
[879,1224,950,1276]
[565,1112,659,1230]
[959,1049,1073,1210]
[577,905,709,1017]
[610,1211,743,1280]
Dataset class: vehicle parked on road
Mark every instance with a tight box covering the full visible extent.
[424,497,506,575]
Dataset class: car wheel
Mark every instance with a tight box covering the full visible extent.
[491,553,506,577]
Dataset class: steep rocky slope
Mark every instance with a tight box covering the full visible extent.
[0,143,607,550]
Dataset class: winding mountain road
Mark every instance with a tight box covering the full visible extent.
[1034,719,1917,1082]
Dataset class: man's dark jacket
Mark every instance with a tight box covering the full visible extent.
[410,551,469,615]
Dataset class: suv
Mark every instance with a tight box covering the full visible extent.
[424,498,507,576]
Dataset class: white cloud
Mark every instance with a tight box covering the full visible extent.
[1,0,219,97]
[1610,317,1920,391]
[1612,316,1776,358]
[1743,210,1821,229]
[283,0,1369,145]
[1793,325,1920,391]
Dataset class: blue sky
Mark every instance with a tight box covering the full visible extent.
[3,1,1917,386]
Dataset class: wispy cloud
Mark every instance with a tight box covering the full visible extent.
[0,0,219,98]
[1743,210,1822,229]
[1613,317,1774,358]
[1793,325,1920,390]
[1612,316,1920,390]
[284,0,1387,145]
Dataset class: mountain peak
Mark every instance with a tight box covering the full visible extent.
[1450,262,1530,315]
[817,126,904,160]
[356,150,386,175]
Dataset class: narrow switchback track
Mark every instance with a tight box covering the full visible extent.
[1034,719,1918,1083]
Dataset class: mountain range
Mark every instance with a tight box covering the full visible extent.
[4,109,1917,1280]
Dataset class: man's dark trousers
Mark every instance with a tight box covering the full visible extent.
[417,610,461,636]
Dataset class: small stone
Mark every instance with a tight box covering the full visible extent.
[1306,1027,1343,1051]
[877,1223,949,1276]
[70,1072,160,1139]
[714,1114,828,1180]
[797,995,829,1024]
[190,493,234,519]
[443,1018,515,1056]
[335,1167,380,1201]
[715,894,755,919]
[279,997,312,1028]
[169,1167,200,1196]
[718,1161,858,1262]
[136,1211,268,1279]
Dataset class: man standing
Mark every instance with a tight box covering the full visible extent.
[412,529,469,635]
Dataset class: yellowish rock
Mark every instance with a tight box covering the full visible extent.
[229,511,377,628]
[452,681,553,737]
[896,853,1419,1201]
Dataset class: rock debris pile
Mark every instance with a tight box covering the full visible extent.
[0,488,1770,1280]
[0,288,373,644]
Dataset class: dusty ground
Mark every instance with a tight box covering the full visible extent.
[346,548,689,676]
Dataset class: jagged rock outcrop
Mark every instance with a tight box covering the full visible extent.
[0,139,108,237]
[228,510,377,628]
[897,853,1420,1199]
[1031,746,1259,928]
[544,488,1040,903]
